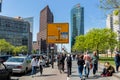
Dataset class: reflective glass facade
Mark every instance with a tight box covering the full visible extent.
[71,4,84,50]
[0,15,32,53]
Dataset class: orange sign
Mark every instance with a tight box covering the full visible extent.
[47,23,69,43]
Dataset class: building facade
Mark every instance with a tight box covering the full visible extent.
[0,15,32,53]
[37,5,54,53]
[106,10,120,41]
[24,17,33,33]
[71,4,84,51]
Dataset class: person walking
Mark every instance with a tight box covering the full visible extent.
[77,54,85,79]
[58,54,63,73]
[92,51,99,76]
[31,56,37,76]
[38,56,44,75]
[83,51,91,78]
[114,53,120,72]
[61,54,66,72]
[66,54,72,77]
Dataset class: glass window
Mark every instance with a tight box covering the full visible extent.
[0,63,5,69]
[7,58,24,62]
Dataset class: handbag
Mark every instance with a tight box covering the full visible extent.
[90,63,93,69]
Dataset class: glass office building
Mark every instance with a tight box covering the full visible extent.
[71,4,84,51]
[24,17,33,33]
[0,15,32,53]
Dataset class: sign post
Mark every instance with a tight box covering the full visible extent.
[47,23,69,68]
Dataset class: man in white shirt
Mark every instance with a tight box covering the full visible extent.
[31,57,37,75]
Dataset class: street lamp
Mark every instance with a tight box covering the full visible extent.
[57,27,63,53]
[117,30,120,51]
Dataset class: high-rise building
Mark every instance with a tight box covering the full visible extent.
[0,15,32,53]
[37,5,54,53]
[24,17,33,50]
[106,14,113,30]
[71,4,84,51]
[106,10,120,41]
[24,17,33,33]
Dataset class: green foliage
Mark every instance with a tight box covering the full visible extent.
[0,39,28,55]
[13,46,28,55]
[113,9,119,16]
[72,35,85,52]
[99,57,115,66]
[32,50,37,54]
[0,39,13,54]
[99,0,120,10]
[73,28,117,54]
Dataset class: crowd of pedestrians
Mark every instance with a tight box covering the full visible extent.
[30,49,120,80]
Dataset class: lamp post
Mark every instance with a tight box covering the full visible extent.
[51,46,54,68]
[57,27,62,52]
[117,30,120,51]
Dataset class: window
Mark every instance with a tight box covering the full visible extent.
[0,63,5,69]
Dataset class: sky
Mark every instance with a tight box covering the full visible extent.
[1,0,107,52]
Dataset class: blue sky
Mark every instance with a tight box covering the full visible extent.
[1,0,106,52]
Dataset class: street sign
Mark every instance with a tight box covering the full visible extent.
[47,23,69,43]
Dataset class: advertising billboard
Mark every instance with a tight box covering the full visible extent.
[47,23,69,43]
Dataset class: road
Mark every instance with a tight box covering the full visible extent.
[11,61,120,80]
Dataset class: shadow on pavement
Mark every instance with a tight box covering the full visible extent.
[11,79,19,80]
[33,74,57,77]
[64,71,77,74]
[71,74,79,77]
[12,70,32,77]
[87,75,101,79]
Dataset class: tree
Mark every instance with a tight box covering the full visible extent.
[99,0,120,10]
[13,46,28,55]
[19,46,28,54]
[0,39,13,54]
[72,35,85,52]
[73,28,117,55]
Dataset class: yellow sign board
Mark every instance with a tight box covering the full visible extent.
[47,23,69,43]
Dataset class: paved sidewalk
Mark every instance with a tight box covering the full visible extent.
[19,62,67,80]
[16,61,120,80]
[70,61,120,80]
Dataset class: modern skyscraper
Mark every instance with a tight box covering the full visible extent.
[106,14,113,30]
[37,5,54,53]
[106,10,120,41]
[24,17,33,33]
[71,4,84,51]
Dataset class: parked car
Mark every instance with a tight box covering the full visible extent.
[0,55,12,63]
[4,56,31,74]
[0,62,12,80]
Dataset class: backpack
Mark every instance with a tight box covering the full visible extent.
[66,56,72,64]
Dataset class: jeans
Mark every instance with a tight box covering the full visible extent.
[67,65,72,77]
[93,63,97,75]
[84,66,90,77]
[78,65,83,78]
[116,64,119,72]
[31,66,36,75]
[39,65,43,75]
